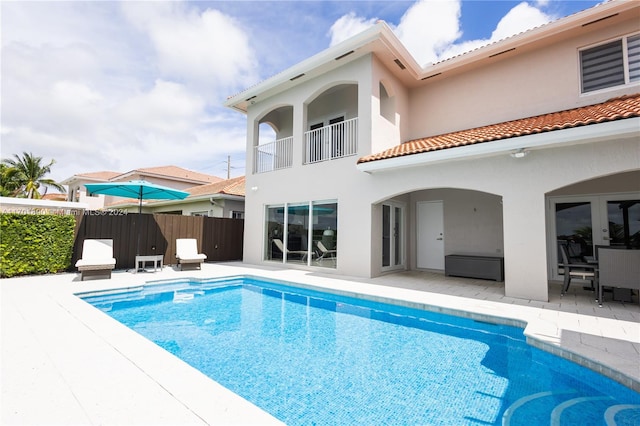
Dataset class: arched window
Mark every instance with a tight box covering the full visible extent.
[379,81,395,123]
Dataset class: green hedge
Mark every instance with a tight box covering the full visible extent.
[0,213,76,278]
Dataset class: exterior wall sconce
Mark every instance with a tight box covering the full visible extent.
[510,148,528,159]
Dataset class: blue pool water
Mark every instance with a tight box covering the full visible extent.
[82,277,640,425]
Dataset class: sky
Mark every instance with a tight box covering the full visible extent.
[1,0,602,188]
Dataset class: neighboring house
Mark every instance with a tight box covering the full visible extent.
[225,0,639,302]
[113,175,246,218]
[62,170,121,210]
[62,166,223,211]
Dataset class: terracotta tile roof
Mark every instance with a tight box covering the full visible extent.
[42,193,67,201]
[185,176,245,198]
[74,171,121,180]
[113,166,223,184]
[358,93,640,164]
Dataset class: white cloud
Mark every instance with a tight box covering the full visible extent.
[491,2,553,41]
[328,0,463,66]
[438,2,554,60]
[395,0,462,66]
[328,0,556,67]
[121,2,258,94]
[117,80,205,134]
[1,1,255,183]
[329,12,378,46]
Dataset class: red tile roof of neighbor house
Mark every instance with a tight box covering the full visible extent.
[113,166,223,184]
[105,176,246,208]
[185,176,245,197]
[74,171,122,180]
[357,93,640,164]
[41,193,67,201]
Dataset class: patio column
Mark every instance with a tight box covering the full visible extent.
[293,103,305,167]
[502,191,549,301]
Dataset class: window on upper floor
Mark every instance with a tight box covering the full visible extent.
[580,33,640,93]
[379,81,395,123]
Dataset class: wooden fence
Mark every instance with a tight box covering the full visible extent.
[71,213,244,270]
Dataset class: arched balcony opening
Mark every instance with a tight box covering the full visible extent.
[304,84,358,164]
[254,106,294,174]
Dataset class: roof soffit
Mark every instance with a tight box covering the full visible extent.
[225,22,421,112]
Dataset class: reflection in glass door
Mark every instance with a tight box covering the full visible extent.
[607,200,640,248]
[555,202,594,261]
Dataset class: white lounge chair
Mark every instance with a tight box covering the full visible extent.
[273,238,310,261]
[316,240,337,260]
[75,239,116,281]
[176,238,207,270]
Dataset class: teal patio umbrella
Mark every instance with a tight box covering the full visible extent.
[84,180,189,214]
[84,180,189,256]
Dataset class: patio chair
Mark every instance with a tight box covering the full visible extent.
[596,248,640,307]
[316,241,337,260]
[273,238,310,261]
[75,239,116,281]
[176,238,207,270]
[558,242,596,295]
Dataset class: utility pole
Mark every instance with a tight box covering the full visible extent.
[227,155,231,179]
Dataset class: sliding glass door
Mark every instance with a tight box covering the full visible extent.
[264,201,338,268]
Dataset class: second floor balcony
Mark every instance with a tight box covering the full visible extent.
[254,117,358,174]
[304,117,358,165]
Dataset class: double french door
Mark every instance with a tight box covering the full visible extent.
[549,193,639,279]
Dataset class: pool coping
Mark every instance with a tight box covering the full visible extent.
[2,263,639,425]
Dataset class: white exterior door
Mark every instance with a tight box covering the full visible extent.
[417,201,444,270]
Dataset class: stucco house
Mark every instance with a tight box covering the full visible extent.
[225,0,639,302]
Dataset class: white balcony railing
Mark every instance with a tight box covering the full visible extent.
[254,136,294,174]
[304,117,358,164]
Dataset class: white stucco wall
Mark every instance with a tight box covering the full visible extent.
[78,191,105,210]
[370,56,409,154]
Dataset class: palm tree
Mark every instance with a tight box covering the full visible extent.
[1,152,66,199]
[0,163,20,197]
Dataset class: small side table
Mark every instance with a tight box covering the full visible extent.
[135,255,164,273]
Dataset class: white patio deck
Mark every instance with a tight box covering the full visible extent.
[2,262,638,425]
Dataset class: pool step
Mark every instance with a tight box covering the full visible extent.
[502,391,640,425]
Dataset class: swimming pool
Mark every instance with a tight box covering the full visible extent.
[81,276,640,425]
